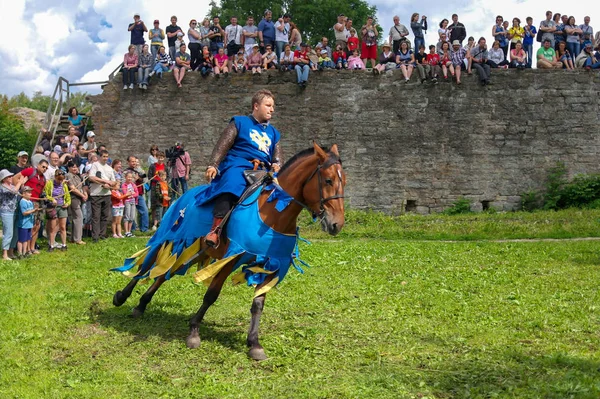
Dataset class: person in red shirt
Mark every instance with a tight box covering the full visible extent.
[14,159,48,253]
[293,42,310,86]
[426,44,441,83]
[347,28,359,57]
[333,45,347,69]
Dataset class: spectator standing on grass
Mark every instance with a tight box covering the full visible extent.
[43,169,70,252]
[128,13,147,55]
[361,16,378,69]
[31,147,45,168]
[388,16,409,55]
[152,170,170,231]
[539,11,556,49]
[121,171,138,238]
[88,150,115,242]
[9,151,29,174]
[137,44,153,90]
[242,16,259,56]
[537,39,563,69]
[16,186,35,258]
[258,10,276,53]
[148,145,159,166]
[123,45,138,90]
[448,14,466,45]
[66,161,86,245]
[15,160,48,254]
[470,37,492,86]
[169,145,191,196]
[492,16,509,61]
[166,16,183,61]
[149,19,165,65]
[124,157,149,233]
[44,152,61,181]
[580,16,593,47]
[111,182,127,238]
[411,13,427,52]
[1,169,26,260]
[523,17,537,68]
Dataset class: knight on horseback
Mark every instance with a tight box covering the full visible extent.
[202,89,283,248]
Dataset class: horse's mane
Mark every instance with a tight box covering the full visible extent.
[279,146,340,174]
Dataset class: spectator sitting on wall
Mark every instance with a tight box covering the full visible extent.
[463,36,476,74]
[247,44,263,74]
[396,40,416,83]
[138,44,153,90]
[488,40,510,68]
[318,49,335,70]
[509,41,527,69]
[128,12,147,55]
[174,43,191,88]
[151,46,172,78]
[233,48,247,73]
[348,49,365,70]
[439,41,453,80]
[262,44,278,70]
[389,15,409,55]
[537,38,563,69]
[306,43,319,71]
[415,45,430,83]
[361,17,378,68]
[426,45,441,83]
[575,42,600,69]
[199,45,214,77]
[214,46,230,76]
[279,44,294,71]
[258,10,276,53]
[166,15,183,61]
[448,14,467,45]
[556,41,575,70]
[294,43,310,86]
[242,16,258,56]
[333,45,347,69]
[123,44,138,90]
[9,151,29,174]
[471,37,492,86]
[373,42,395,74]
[450,40,467,85]
[67,107,84,137]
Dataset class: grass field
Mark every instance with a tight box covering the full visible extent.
[1,209,599,398]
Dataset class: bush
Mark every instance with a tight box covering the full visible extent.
[443,197,472,215]
[0,101,38,169]
[521,190,542,211]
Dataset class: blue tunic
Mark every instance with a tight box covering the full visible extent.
[196,115,280,206]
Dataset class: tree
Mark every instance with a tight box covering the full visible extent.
[214,0,377,44]
[0,101,37,169]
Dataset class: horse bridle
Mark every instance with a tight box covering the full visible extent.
[300,157,345,219]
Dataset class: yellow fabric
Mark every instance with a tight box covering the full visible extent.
[509,26,524,43]
[193,253,243,285]
[254,276,280,298]
[170,238,203,272]
[231,271,246,286]
[149,252,178,279]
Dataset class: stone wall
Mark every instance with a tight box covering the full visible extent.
[90,69,600,214]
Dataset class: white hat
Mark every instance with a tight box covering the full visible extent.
[452,40,460,46]
[177,31,184,37]
[0,169,14,182]
[87,131,95,138]
[320,49,327,54]
[17,151,28,157]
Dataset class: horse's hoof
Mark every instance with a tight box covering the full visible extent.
[248,347,268,361]
[113,291,125,307]
[131,307,144,318]
[186,334,201,349]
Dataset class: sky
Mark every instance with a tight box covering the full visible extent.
[1,0,596,98]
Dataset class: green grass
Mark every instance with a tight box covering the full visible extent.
[1,210,600,398]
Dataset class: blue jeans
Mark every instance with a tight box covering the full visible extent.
[135,195,149,232]
[171,176,188,197]
[153,63,169,74]
[414,37,425,52]
[319,60,335,69]
[334,57,347,68]
[151,45,160,67]
[200,66,213,76]
[137,67,151,84]
[566,42,580,60]
[275,41,287,60]
[523,43,533,68]
[1,212,15,251]
[585,58,600,69]
[295,64,310,83]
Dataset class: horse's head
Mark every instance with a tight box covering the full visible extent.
[304,143,346,236]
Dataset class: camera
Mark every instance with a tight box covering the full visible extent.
[165,143,185,166]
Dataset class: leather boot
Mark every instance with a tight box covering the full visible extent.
[205,217,223,247]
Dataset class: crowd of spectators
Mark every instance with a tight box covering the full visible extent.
[122,10,599,88]
[0,126,191,259]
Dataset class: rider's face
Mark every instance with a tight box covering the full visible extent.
[254,98,274,123]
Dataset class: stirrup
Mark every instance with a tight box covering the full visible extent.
[205,228,221,248]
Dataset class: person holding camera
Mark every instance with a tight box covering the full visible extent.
[167,144,191,197]
[200,89,283,248]
[128,13,148,55]
[88,150,116,242]
[274,14,291,61]
[411,13,428,52]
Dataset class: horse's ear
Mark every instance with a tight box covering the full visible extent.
[313,141,327,161]
[330,144,339,157]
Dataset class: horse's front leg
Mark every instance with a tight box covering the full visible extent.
[131,275,166,318]
[247,293,268,361]
[186,261,234,349]
[113,278,139,307]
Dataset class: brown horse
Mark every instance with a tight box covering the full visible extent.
[112,142,346,360]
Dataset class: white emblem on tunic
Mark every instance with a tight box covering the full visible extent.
[250,130,272,154]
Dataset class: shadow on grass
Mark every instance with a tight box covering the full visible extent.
[95,303,247,352]
[415,348,600,398]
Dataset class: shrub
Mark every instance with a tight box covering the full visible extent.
[443,197,472,215]
[521,190,542,211]
[0,101,38,169]
[543,162,567,210]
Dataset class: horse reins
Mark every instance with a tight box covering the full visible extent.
[299,156,345,219]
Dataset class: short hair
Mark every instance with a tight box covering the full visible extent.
[526,16,533,21]
[127,155,136,162]
[99,150,109,157]
[157,151,165,157]
[543,38,551,43]
[38,159,49,166]
[478,37,486,42]
[418,45,425,50]
[452,14,458,18]
[251,89,275,109]
[171,15,177,20]
[429,45,435,49]
[112,159,121,167]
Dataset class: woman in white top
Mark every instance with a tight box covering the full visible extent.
[438,19,451,40]
[289,22,302,50]
[279,44,295,71]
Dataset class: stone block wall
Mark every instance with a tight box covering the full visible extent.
[89,69,600,214]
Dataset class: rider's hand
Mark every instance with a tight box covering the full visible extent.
[271,163,281,173]
[205,166,217,182]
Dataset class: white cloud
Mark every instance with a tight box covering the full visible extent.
[0,0,597,98]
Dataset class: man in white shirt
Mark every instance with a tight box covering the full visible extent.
[274,14,291,61]
[88,150,116,242]
[225,16,243,60]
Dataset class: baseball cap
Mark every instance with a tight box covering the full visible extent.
[20,186,33,193]
[17,151,28,157]
[154,19,159,24]
[87,131,95,138]
[320,49,327,54]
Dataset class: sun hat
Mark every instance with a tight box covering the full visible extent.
[382,42,391,49]
[0,169,14,182]
[17,151,28,157]
[452,40,460,46]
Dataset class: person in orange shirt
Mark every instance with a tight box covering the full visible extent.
[152,170,171,230]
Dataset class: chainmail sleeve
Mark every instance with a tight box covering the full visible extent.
[272,142,284,167]
[207,122,238,169]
